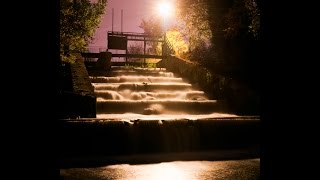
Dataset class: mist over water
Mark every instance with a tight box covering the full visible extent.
[91,67,236,119]
[90,76,183,83]
[96,113,238,120]
[94,90,207,101]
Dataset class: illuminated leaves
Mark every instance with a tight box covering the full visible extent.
[60,0,107,62]
[176,0,212,51]
[165,29,189,57]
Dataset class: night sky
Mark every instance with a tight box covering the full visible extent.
[90,0,176,48]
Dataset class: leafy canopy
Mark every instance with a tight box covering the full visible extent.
[60,0,107,63]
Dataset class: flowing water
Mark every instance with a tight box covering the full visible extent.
[60,66,260,178]
[90,67,237,120]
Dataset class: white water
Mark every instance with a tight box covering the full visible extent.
[92,67,236,119]
[90,76,183,83]
[106,69,174,77]
[94,90,206,101]
[96,113,238,120]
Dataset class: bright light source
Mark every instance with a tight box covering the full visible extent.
[157,1,174,17]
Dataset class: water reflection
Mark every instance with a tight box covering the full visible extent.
[60,159,260,180]
[109,162,186,180]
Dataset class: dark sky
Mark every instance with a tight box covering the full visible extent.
[90,0,176,48]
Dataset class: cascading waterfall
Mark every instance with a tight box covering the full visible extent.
[61,65,260,179]
[90,67,237,120]
[60,67,259,158]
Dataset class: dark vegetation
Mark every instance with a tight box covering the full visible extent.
[203,0,260,93]
[59,0,107,118]
[175,0,260,96]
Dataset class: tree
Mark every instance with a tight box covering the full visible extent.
[173,0,260,92]
[176,0,260,60]
[165,29,189,58]
[127,42,144,61]
[205,0,260,90]
[173,0,213,63]
[176,0,212,50]
[128,42,144,54]
[139,17,190,58]
[139,17,163,55]
[222,0,260,39]
[60,0,107,63]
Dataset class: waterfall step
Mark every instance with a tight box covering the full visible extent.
[89,70,174,77]
[90,76,184,83]
[94,90,206,100]
[90,67,237,117]
[96,100,219,114]
[59,117,260,157]
[110,67,167,71]
[95,113,241,120]
[93,83,192,91]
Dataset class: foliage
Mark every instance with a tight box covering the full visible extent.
[245,0,260,39]
[128,42,144,54]
[124,63,136,68]
[176,0,212,52]
[127,42,144,62]
[139,17,163,55]
[138,0,260,91]
[165,29,189,57]
[139,17,189,58]
[60,0,107,63]
[176,0,260,55]
[144,63,157,69]
[173,0,214,64]
[222,0,260,39]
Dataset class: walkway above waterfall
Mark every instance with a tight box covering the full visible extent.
[82,31,175,67]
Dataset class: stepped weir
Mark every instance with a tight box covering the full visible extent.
[60,66,259,162]
[93,67,238,119]
[60,25,259,179]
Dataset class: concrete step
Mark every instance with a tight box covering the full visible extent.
[59,117,260,157]
[96,100,219,114]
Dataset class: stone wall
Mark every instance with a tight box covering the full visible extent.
[158,55,231,101]
[59,55,96,118]
[158,56,260,115]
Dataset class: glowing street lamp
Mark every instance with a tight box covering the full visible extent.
[157,0,174,18]
[156,0,174,32]
[156,0,174,56]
